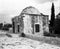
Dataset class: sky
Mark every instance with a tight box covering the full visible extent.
[0,0,60,23]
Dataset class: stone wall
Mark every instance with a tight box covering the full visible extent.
[23,14,33,34]
[42,16,49,33]
[22,13,44,35]
[12,14,49,36]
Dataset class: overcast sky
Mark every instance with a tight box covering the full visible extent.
[0,0,60,23]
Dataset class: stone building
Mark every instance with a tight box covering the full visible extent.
[12,6,49,35]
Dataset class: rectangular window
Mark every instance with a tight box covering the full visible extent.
[18,25,19,32]
[35,24,40,32]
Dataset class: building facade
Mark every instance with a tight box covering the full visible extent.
[12,6,49,35]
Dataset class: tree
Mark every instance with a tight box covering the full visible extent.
[2,24,12,31]
[50,3,55,27]
[54,13,60,34]
[49,3,55,34]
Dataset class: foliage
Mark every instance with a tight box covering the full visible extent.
[21,33,25,37]
[44,31,56,37]
[1,24,12,31]
[4,24,12,28]
[50,3,55,27]
[54,19,60,34]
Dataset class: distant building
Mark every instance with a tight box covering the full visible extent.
[12,6,49,36]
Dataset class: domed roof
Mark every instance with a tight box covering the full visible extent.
[21,6,40,14]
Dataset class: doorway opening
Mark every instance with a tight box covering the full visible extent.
[13,21,15,33]
[18,25,19,32]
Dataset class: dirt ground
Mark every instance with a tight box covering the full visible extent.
[0,31,60,49]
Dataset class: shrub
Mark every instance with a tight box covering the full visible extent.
[44,31,50,36]
[21,33,25,37]
[44,31,56,37]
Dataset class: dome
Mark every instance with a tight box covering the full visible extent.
[21,6,40,14]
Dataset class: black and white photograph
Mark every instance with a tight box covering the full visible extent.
[0,0,60,49]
